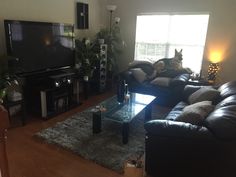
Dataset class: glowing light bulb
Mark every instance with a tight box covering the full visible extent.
[209,51,222,63]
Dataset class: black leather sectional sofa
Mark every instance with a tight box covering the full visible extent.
[144,81,236,177]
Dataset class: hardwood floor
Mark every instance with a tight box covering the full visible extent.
[6,91,125,177]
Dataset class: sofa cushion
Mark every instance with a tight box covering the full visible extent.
[204,105,236,140]
[183,85,203,102]
[172,101,189,111]
[130,68,147,83]
[165,101,188,121]
[150,77,171,87]
[188,87,220,104]
[144,119,213,139]
[215,95,236,109]
[175,101,215,125]
[218,80,236,99]
[170,73,190,87]
[165,110,183,121]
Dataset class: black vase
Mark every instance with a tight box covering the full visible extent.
[117,79,125,103]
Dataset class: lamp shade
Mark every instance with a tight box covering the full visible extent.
[209,51,222,63]
[106,5,117,11]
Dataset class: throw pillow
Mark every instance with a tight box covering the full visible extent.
[150,77,171,87]
[176,101,215,125]
[188,87,220,104]
[130,68,147,83]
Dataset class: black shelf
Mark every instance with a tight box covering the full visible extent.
[22,69,80,119]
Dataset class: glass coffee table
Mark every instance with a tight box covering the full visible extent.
[92,93,156,144]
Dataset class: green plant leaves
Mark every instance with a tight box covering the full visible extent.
[0,88,7,99]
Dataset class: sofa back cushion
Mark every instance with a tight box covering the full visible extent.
[218,80,236,99]
[182,85,203,102]
[215,95,236,109]
[204,105,236,140]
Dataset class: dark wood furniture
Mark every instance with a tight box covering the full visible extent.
[22,70,80,119]
[0,105,10,177]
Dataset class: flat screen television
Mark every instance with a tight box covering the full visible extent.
[4,20,75,75]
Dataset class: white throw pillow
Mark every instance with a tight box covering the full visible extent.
[176,101,215,125]
[130,68,147,83]
[150,77,171,87]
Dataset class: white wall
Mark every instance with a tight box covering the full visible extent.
[1,0,236,83]
[0,0,108,55]
[108,0,236,83]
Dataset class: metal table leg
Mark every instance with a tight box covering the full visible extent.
[122,122,129,144]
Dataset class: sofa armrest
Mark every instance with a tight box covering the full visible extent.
[120,70,133,81]
[144,119,214,140]
[120,70,140,88]
[169,73,190,87]
[144,120,231,177]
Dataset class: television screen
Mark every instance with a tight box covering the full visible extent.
[4,20,75,75]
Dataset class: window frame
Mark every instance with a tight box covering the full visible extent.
[134,12,210,74]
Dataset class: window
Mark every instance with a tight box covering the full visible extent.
[134,14,209,74]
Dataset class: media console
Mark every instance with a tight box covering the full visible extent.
[21,69,80,119]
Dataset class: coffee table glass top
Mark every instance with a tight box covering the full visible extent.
[99,93,156,123]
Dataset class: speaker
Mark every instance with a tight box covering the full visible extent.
[76,2,89,29]
[99,44,107,92]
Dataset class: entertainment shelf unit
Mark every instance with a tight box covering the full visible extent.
[4,19,78,119]
[22,69,80,119]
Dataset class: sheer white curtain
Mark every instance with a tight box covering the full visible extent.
[134,14,209,74]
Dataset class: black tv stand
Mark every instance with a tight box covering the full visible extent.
[22,69,80,119]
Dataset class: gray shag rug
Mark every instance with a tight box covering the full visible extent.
[35,101,170,173]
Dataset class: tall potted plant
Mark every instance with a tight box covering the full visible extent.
[75,38,100,81]
[96,19,124,75]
